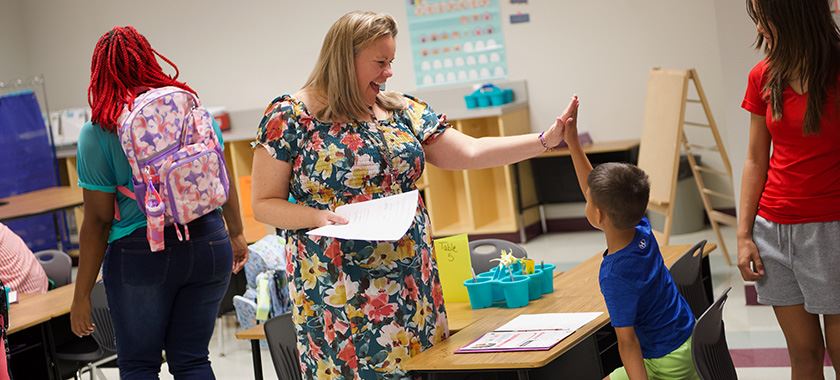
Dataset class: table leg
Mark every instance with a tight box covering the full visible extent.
[251,339,263,380]
[516,370,530,380]
[42,321,60,380]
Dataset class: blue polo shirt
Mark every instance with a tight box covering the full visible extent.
[599,217,695,358]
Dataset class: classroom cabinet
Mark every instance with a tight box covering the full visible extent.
[423,105,539,239]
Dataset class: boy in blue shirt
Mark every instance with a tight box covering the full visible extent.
[562,101,698,380]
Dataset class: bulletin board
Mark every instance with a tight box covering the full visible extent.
[406,0,509,87]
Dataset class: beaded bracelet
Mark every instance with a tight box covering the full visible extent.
[538,131,553,151]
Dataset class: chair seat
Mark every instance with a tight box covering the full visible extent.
[55,335,105,362]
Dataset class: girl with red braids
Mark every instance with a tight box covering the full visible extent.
[69,26,248,379]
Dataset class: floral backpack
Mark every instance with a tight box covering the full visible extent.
[115,86,229,252]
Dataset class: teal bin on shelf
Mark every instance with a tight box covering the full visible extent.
[464,84,515,109]
[499,275,530,308]
[464,277,494,309]
[464,94,479,109]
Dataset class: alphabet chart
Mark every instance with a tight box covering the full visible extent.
[406,0,509,87]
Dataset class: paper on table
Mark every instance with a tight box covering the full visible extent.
[307,190,419,241]
[457,330,573,353]
[456,312,602,354]
[495,312,602,332]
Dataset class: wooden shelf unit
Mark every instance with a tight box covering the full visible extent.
[425,105,534,238]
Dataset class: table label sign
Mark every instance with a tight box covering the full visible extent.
[433,233,473,303]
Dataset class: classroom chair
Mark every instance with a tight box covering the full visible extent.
[55,281,117,380]
[264,313,302,380]
[34,249,72,287]
[691,287,737,380]
[669,240,711,319]
[82,281,118,379]
[468,239,528,274]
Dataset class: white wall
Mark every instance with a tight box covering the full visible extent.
[0,0,29,83]
[7,0,766,215]
[503,1,726,142]
[14,1,727,140]
[712,0,765,214]
[15,0,415,113]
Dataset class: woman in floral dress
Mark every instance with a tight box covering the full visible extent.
[251,11,578,379]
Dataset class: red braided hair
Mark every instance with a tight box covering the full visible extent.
[87,26,197,132]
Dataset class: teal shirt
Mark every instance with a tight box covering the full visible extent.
[76,120,224,243]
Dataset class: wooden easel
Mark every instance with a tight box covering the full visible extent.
[637,68,735,265]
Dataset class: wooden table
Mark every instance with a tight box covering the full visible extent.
[0,186,84,252]
[402,243,715,379]
[537,139,640,158]
[8,284,76,379]
[0,187,84,222]
[233,271,565,380]
[10,284,75,334]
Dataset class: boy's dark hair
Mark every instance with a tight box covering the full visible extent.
[587,163,650,229]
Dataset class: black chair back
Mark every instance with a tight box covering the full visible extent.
[469,239,528,274]
[692,287,737,380]
[264,313,302,380]
[670,240,710,318]
[90,281,117,355]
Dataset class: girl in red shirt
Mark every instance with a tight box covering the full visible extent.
[739,0,840,378]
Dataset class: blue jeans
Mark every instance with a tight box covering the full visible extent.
[103,211,232,379]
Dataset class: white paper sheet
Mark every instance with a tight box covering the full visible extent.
[457,330,573,353]
[495,312,603,332]
[306,190,419,241]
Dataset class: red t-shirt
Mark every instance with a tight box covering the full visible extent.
[741,60,840,224]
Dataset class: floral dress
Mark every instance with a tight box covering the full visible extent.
[254,94,450,379]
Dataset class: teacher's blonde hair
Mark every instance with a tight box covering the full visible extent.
[302,11,405,122]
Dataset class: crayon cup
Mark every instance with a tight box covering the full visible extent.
[499,275,529,308]
[539,263,556,294]
[477,270,505,302]
[525,269,543,300]
[464,277,494,309]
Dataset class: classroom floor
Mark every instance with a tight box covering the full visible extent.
[92,225,837,380]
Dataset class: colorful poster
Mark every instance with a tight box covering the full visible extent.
[406,0,508,87]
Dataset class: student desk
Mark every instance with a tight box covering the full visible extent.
[233,270,564,379]
[0,187,83,222]
[8,284,76,379]
[403,243,715,380]
[0,186,84,252]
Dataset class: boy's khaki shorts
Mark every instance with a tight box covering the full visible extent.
[608,337,699,380]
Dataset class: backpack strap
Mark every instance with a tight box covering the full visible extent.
[113,185,136,221]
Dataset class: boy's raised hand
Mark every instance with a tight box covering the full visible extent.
[563,97,580,146]
[544,96,579,148]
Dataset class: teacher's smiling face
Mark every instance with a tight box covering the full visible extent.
[355,35,396,107]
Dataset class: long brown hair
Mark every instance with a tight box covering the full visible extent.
[746,0,840,135]
[88,26,196,132]
[302,11,405,122]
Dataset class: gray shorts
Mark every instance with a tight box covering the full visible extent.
[752,215,840,314]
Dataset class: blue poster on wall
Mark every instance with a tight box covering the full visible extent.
[406,0,508,88]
